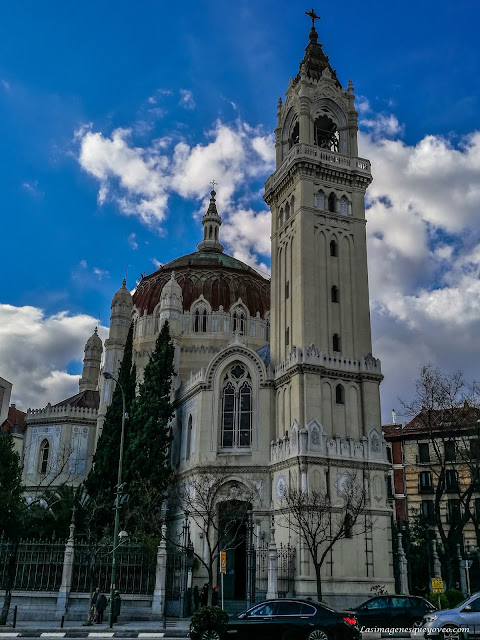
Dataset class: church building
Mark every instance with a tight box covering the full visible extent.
[22,13,394,605]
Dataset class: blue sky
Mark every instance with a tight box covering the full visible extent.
[1,0,480,421]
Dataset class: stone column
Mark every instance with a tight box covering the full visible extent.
[397,533,409,595]
[56,521,75,616]
[152,522,168,618]
[457,544,468,596]
[267,517,278,600]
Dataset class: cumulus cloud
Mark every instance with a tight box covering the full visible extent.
[128,232,138,250]
[222,208,271,274]
[0,305,107,411]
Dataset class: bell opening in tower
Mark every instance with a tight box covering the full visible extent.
[314,114,339,151]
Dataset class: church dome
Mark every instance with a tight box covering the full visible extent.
[111,279,132,308]
[133,250,270,317]
[133,188,270,317]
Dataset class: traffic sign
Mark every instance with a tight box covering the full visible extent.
[431,577,444,593]
[220,551,226,574]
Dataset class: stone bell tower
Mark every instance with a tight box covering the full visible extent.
[265,12,392,602]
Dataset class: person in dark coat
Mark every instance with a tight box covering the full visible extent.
[95,591,107,624]
[212,585,219,606]
[112,590,121,623]
[193,585,200,611]
[200,583,209,607]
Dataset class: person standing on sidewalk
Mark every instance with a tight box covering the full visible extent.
[112,590,121,623]
[96,591,107,624]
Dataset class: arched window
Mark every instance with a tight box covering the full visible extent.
[285,202,290,221]
[289,121,299,149]
[209,225,213,239]
[186,415,193,459]
[333,333,341,352]
[314,114,338,151]
[221,364,252,448]
[154,311,160,333]
[193,307,208,332]
[336,384,345,405]
[278,209,284,229]
[232,310,246,334]
[315,191,325,210]
[290,195,295,215]
[328,192,336,213]
[177,421,183,465]
[340,195,348,215]
[39,439,50,474]
[331,286,339,303]
[330,240,338,257]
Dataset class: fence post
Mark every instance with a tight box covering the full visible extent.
[457,544,468,596]
[397,533,409,595]
[152,522,168,618]
[56,521,75,616]
[266,517,278,600]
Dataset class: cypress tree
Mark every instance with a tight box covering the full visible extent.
[84,322,136,536]
[124,321,174,535]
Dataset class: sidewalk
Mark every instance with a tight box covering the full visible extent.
[0,618,191,637]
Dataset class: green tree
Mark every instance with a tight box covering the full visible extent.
[0,430,23,538]
[124,321,175,536]
[84,323,136,536]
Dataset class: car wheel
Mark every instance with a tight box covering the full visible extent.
[440,624,463,640]
[201,630,222,640]
[305,629,329,640]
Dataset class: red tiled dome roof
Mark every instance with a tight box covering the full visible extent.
[133,251,270,318]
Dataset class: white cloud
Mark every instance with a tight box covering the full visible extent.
[179,89,196,110]
[22,180,43,198]
[221,208,271,274]
[0,305,107,411]
[93,267,109,280]
[128,232,138,250]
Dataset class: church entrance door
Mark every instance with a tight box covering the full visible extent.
[218,500,249,600]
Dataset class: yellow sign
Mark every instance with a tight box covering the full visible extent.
[431,577,444,593]
[220,551,227,574]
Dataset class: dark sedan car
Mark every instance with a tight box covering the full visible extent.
[353,595,436,629]
[190,598,360,640]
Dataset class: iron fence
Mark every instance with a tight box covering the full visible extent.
[0,539,65,591]
[254,540,268,600]
[165,547,183,599]
[278,542,295,597]
[71,542,156,594]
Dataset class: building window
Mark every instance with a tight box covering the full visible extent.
[331,285,339,303]
[332,333,341,352]
[447,499,461,524]
[194,308,208,332]
[445,469,459,492]
[444,440,456,462]
[186,415,193,460]
[39,439,50,474]
[344,512,353,538]
[285,327,290,347]
[418,442,430,463]
[285,281,290,299]
[330,240,338,257]
[221,365,252,448]
[421,500,435,524]
[315,191,325,210]
[232,310,246,334]
[418,471,434,493]
[328,192,336,213]
[335,384,345,405]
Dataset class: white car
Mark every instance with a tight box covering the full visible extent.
[422,592,480,640]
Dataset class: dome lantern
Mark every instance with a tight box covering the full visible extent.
[197,184,224,253]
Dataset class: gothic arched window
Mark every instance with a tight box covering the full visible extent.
[336,384,345,405]
[340,195,349,215]
[328,192,336,213]
[315,191,325,210]
[221,365,252,448]
[333,333,341,352]
[154,311,161,333]
[285,202,290,221]
[289,121,299,149]
[186,415,193,459]
[39,439,50,474]
[278,209,284,229]
[232,310,246,334]
[330,240,338,257]
[331,286,339,303]
[314,114,338,151]
[193,307,208,332]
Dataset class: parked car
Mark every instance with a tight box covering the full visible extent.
[352,595,436,628]
[422,592,480,640]
[189,598,360,640]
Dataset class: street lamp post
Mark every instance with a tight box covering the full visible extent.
[103,371,127,628]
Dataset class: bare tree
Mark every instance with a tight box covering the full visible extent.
[400,363,480,586]
[279,477,369,601]
[170,466,254,606]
